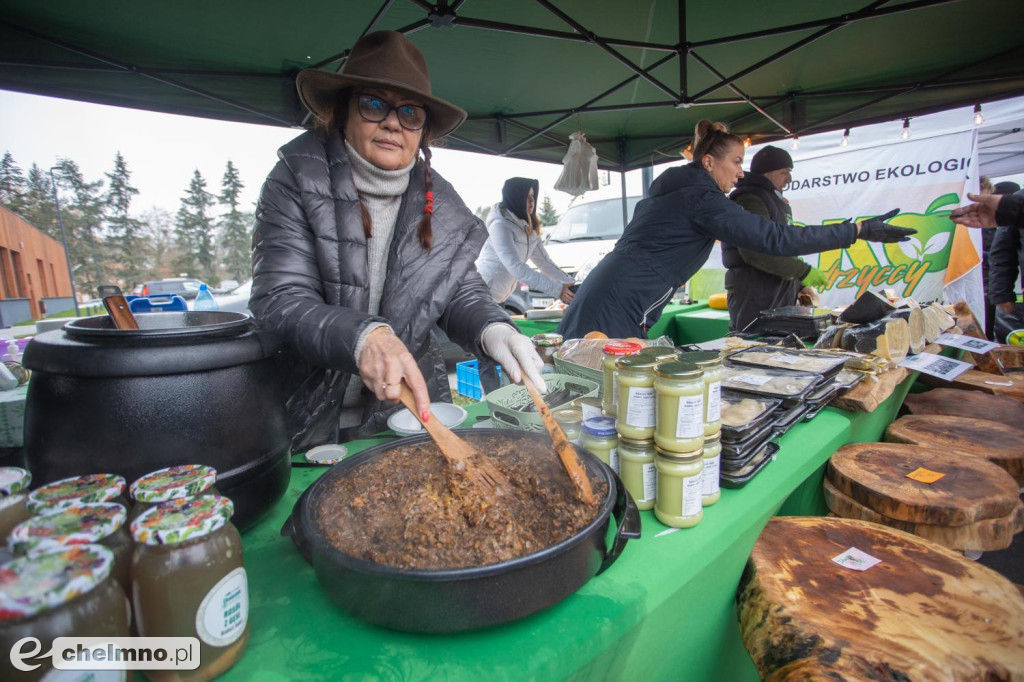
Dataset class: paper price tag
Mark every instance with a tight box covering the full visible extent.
[773,354,801,364]
[906,467,945,483]
[832,547,881,571]
[731,373,773,386]
[899,352,972,381]
[935,333,999,354]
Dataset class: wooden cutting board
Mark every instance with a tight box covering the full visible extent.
[903,387,1024,426]
[823,478,1024,551]
[919,368,1024,402]
[885,414,1024,485]
[738,517,1024,681]
[827,442,1020,525]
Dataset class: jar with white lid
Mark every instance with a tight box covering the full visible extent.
[654,446,704,528]
[580,416,619,474]
[653,361,704,453]
[618,437,656,511]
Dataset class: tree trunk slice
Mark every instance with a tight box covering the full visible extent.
[991,344,1024,371]
[952,300,1004,375]
[823,478,1024,551]
[737,516,1024,681]
[827,442,1020,525]
[919,368,1024,403]
[885,415,1024,485]
[831,367,909,413]
[903,388,1024,426]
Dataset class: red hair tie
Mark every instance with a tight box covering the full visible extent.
[424,190,435,215]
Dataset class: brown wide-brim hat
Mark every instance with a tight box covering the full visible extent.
[296,30,467,139]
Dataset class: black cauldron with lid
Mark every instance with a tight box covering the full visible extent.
[22,311,290,529]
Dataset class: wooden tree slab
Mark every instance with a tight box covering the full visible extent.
[919,368,1024,402]
[823,478,1024,551]
[738,517,1024,681]
[903,387,1024,426]
[827,442,1020,525]
[831,366,909,413]
[885,414,1024,485]
[951,301,1004,375]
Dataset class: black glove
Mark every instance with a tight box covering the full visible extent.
[856,208,915,243]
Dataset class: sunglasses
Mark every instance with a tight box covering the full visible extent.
[356,94,428,131]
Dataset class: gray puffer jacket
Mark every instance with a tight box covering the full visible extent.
[251,129,509,451]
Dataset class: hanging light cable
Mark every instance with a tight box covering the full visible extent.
[973,103,985,126]
[900,118,911,141]
[790,135,800,150]
[840,128,850,147]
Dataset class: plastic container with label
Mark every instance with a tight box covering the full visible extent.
[27,473,128,516]
[0,545,130,682]
[0,467,31,546]
[615,354,660,440]
[653,361,705,453]
[9,502,132,594]
[580,416,619,474]
[702,432,722,507]
[129,464,219,521]
[678,351,723,435]
[618,437,656,511]
[601,341,642,416]
[552,408,583,443]
[654,446,704,528]
[131,495,248,680]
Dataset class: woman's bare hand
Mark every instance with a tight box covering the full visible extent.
[359,327,431,420]
[559,283,576,304]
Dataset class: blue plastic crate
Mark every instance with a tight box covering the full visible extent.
[455,359,500,400]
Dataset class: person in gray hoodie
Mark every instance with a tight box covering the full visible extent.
[476,177,575,306]
[558,120,916,340]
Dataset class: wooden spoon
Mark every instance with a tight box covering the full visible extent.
[397,383,510,498]
[522,375,596,504]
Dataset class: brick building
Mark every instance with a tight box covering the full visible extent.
[0,205,74,322]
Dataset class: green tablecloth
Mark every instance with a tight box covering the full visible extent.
[225,378,912,681]
[512,301,709,343]
[670,307,732,345]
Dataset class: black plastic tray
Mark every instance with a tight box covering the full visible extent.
[720,364,823,405]
[726,346,847,381]
[833,369,868,392]
[720,391,782,443]
[772,403,814,436]
[721,442,780,486]
[721,423,777,461]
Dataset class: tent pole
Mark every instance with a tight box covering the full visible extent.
[642,166,654,199]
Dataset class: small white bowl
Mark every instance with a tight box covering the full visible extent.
[304,444,348,465]
[387,402,468,437]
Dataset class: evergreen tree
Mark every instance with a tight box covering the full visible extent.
[104,152,146,289]
[20,164,59,238]
[138,207,177,278]
[53,158,107,297]
[0,152,26,215]
[538,194,559,226]
[217,160,252,283]
[173,170,217,283]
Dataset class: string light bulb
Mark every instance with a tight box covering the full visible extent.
[790,135,800,150]
[900,118,911,141]
[743,136,752,148]
[681,143,693,160]
[973,103,984,126]
[840,128,850,147]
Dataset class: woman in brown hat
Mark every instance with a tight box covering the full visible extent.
[250,31,545,450]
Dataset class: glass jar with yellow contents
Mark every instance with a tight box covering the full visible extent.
[702,432,722,507]
[601,341,642,416]
[653,361,704,453]
[615,355,660,440]
[678,351,723,435]
[580,416,619,474]
[654,446,704,528]
[0,467,31,547]
[618,437,656,511]
[552,409,583,444]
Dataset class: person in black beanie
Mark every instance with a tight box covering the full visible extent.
[987,181,1024,342]
[722,145,826,332]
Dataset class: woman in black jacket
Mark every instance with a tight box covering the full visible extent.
[250,32,545,450]
[558,120,915,339]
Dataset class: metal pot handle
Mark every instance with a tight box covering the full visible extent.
[280,484,314,565]
[597,471,641,575]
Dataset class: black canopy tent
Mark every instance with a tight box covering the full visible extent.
[2,0,1023,173]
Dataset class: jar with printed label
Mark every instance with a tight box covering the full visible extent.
[580,416,619,474]
[552,408,583,443]
[618,437,656,511]
[10,502,132,594]
[131,495,248,680]
[0,545,130,682]
[678,351,723,435]
[615,354,660,440]
[0,467,31,546]
[654,446,704,528]
[129,464,219,521]
[27,473,128,516]
[702,432,722,507]
[532,333,563,374]
[573,396,604,422]
[653,361,705,453]
[601,341,642,416]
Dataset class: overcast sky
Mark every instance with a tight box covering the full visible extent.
[0,90,648,219]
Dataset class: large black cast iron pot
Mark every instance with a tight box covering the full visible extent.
[281,429,641,633]
[22,311,290,530]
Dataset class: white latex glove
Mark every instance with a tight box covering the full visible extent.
[480,323,547,392]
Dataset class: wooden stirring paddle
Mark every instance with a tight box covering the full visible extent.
[97,285,139,330]
[522,375,596,504]
[398,383,510,498]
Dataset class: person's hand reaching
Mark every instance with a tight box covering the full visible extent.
[559,283,576,304]
[801,266,827,289]
[856,209,916,243]
[949,193,1001,228]
[481,323,547,392]
[359,327,431,421]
